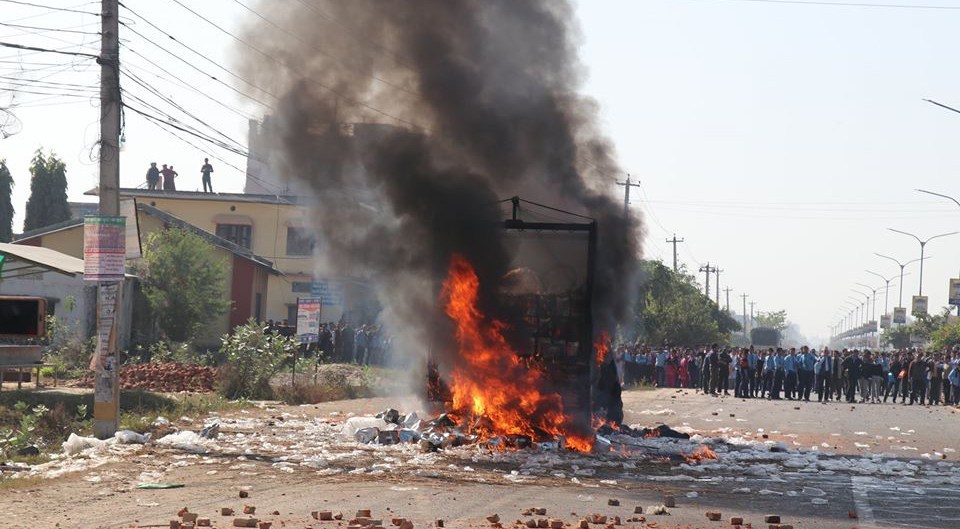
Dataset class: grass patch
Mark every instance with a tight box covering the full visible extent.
[0,475,45,491]
[0,390,251,459]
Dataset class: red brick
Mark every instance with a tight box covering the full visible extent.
[182,513,199,523]
[486,514,500,524]
[233,519,258,528]
[197,519,211,527]
[763,516,780,524]
[222,508,235,516]
[729,517,743,526]
[706,512,722,521]
[170,521,181,529]
[243,506,256,515]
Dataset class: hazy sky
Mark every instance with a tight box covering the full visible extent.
[2,0,960,341]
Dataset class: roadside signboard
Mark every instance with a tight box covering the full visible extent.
[949,278,960,307]
[880,314,891,329]
[911,295,928,317]
[83,216,126,281]
[296,297,322,344]
[893,307,907,324]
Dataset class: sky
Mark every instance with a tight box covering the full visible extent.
[3,0,960,342]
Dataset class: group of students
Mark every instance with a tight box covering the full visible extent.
[613,342,960,406]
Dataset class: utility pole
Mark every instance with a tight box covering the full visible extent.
[699,262,714,301]
[749,301,757,332]
[92,0,123,439]
[714,267,723,306]
[665,234,684,273]
[724,287,733,313]
[615,175,642,219]
[740,294,749,337]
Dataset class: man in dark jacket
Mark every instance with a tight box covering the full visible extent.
[885,353,903,403]
[909,352,928,405]
[841,350,862,403]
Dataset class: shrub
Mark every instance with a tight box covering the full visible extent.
[216,320,296,400]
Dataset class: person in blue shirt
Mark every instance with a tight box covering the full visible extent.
[655,347,668,388]
[797,346,817,402]
[747,347,759,397]
[771,349,785,400]
[782,348,798,400]
[762,349,776,399]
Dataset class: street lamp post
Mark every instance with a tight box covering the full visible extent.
[855,283,879,347]
[916,189,960,316]
[888,229,958,296]
[875,253,927,308]
[865,270,905,319]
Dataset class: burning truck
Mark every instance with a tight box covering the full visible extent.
[239,1,644,451]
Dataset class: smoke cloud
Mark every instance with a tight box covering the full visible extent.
[238,0,643,367]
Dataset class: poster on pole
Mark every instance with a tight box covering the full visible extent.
[893,307,907,324]
[83,216,126,281]
[949,279,960,307]
[296,297,322,344]
[880,314,891,329]
[911,295,928,316]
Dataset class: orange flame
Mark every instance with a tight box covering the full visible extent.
[682,445,718,463]
[441,254,594,452]
[595,331,611,363]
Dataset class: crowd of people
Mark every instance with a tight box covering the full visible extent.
[268,320,393,366]
[612,343,960,406]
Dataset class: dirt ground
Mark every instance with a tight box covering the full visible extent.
[2,388,959,529]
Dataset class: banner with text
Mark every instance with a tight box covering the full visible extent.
[296,297,322,344]
[911,295,928,317]
[83,216,126,281]
[893,307,907,324]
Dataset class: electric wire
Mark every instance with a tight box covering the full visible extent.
[0,22,100,36]
[0,0,100,16]
[117,23,275,110]
[166,0,421,129]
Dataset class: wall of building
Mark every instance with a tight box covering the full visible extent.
[0,272,134,349]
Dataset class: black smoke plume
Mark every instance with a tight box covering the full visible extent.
[238,0,643,365]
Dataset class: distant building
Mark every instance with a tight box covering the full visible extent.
[68,201,99,219]
[14,202,281,346]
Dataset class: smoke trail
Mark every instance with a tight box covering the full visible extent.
[238,0,643,364]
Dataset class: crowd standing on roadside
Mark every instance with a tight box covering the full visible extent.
[613,342,960,406]
[267,320,393,366]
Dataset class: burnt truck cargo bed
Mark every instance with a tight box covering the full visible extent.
[428,197,598,424]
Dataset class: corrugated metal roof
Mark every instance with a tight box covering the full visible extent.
[0,242,85,278]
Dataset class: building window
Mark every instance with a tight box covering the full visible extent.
[286,227,315,256]
[216,224,252,249]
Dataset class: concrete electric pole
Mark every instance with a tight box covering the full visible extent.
[699,263,714,301]
[665,234,684,273]
[714,267,723,306]
[724,287,733,313]
[92,0,123,438]
[616,175,642,219]
[741,294,749,337]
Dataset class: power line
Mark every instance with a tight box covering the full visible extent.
[0,41,99,59]
[121,102,247,157]
[118,3,277,104]
[121,67,248,152]
[166,0,421,129]
[0,21,100,35]
[0,0,101,16]
[118,22,275,110]
[121,47,259,120]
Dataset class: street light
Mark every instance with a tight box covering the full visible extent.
[888,229,958,296]
[851,289,870,326]
[916,188,960,208]
[874,253,930,306]
[865,269,906,318]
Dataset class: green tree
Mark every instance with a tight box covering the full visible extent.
[23,149,70,231]
[136,228,230,342]
[632,260,741,345]
[0,159,13,242]
[930,320,960,352]
[754,310,788,332]
[881,309,952,349]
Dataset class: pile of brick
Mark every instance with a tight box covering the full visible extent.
[76,363,216,393]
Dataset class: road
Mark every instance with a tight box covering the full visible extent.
[1,388,959,529]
